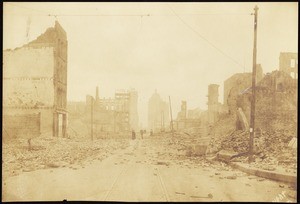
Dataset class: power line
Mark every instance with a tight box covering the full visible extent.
[6,2,250,70]
[6,3,151,17]
[6,3,252,17]
[167,4,247,69]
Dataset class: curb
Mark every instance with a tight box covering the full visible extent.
[205,155,297,185]
[229,162,297,185]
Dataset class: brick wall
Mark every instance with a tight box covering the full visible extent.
[3,47,54,78]
[3,47,55,107]
[3,114,41,139]
[237,76,297,134]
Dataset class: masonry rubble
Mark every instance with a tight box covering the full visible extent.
[206,68,297,173]
[2,136,130,179]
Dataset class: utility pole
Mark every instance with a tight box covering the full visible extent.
[169,96,174,136]
[249,5,258,163]
[91,97,94,141]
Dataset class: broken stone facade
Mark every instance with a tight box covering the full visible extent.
[148,90,170,132]
[3,21,68,139]
[279,52,298,79]
[224,64,263,114]
[237,70,297,133]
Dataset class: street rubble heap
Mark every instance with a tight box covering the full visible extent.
[142,130,220,169]
[2,136,129,179]
[206,112,297,174]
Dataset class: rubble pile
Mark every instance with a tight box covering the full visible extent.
[219,128,297,172]
[206,114,236,154]
[220,130,249,153]
[141,133,242,176]
[2,136,129,179]
[199,110,296,176]
[145,129,209,161]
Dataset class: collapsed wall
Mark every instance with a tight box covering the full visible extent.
[207,70,297,157]
[237,70,297,134]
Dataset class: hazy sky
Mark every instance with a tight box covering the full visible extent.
[3,2,298,128]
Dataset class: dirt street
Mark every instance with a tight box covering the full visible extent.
[2,137,296,202]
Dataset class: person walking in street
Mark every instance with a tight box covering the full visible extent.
[132,130,136,140]
[140,129,144,139]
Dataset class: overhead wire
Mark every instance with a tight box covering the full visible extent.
[6,3,251,17]
[166,4,250,69]
[6,2,251,70]
[5,3,151,17]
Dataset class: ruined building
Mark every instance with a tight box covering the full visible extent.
[224,64,263,114]
[237,70,297,133]
[279,52,298,79]
[236,52,298,133]
[177,101,187,120]
[174,101,202,130]
[206,84,224,124]
[187,108,203,119]
[148,90,170,132]
[84,87,139,136]
[174,101,187,130]
[3,21,68,139]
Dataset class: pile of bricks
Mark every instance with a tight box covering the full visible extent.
[216,128,296,172]
[2,136,130,179]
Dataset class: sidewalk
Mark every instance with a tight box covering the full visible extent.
[208,150,297,185]
[229,162,297,185]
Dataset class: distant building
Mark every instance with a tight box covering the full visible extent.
[148,90,170,132]
[177,101,187,120]
[187,108,203,119]
[279,52,298,79]
[3,21,68,139]
[174,101,187,130]
[84,87,139,136]
[206,84,223,124]
[174,101,202,130]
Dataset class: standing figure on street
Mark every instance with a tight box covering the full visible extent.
[150,129,153,136]
[132,130,136,140]
[140,129,144,139]
[27,138,32,151]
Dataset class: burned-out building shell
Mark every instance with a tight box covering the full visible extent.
[3,21,68,139]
